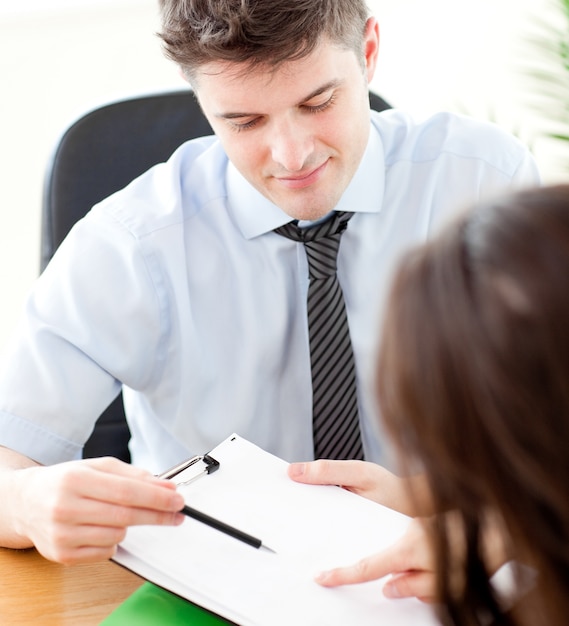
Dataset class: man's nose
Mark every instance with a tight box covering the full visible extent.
[269,117,314,172]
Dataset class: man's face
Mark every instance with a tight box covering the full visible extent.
[194,21,379,221]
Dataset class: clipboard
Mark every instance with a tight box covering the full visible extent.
[159,451,270,551]
[113,434,439,626]
[100,582,233,625]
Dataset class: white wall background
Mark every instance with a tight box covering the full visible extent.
[0,0,566,351]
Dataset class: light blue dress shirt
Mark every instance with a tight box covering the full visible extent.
[0,110,540,472]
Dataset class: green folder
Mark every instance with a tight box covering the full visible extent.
[100,582,233,625]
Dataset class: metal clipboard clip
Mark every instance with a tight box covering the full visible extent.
[158,453,220,487]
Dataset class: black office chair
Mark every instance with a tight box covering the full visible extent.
[41,88,391,462]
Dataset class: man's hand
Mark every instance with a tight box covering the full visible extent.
[3,455,185,564]
[287,459,432,517]
[314,517,437,602]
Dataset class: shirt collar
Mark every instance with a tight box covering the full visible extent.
[226,121,385,240]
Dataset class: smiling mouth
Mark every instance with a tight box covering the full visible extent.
[275,161,328,189]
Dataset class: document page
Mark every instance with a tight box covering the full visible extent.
[114,434,439,626]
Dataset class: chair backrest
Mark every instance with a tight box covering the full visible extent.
[41,88,391,461]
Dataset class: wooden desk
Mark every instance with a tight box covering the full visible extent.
[0,547,144,625]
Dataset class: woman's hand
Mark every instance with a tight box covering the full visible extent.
[316,517,437,602]
[287,459,432,517]
[287,459,438,601]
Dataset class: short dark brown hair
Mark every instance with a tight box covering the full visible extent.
[158,0,370,82]
[378,185,569,625]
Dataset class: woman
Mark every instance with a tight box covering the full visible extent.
[289,185,569,625]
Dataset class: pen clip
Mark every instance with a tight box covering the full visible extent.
[158,453,220,486]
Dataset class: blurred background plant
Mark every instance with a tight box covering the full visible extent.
[453,0,569,181]
[524,0,569,174]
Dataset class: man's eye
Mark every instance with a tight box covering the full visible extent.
[303,93,336,114]
[229,117,261,132]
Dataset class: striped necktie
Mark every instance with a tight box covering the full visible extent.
[274,211,364,460]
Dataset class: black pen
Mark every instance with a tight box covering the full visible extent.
[181,504,276,553]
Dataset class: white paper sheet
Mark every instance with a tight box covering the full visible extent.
[114,434,439,625]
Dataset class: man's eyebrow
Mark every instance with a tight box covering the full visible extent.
[215,79,342,120]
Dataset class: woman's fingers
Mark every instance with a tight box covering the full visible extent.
[314,517,437,602]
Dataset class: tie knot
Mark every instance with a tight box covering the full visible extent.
[274,211,353,243]
[274,212,354,279]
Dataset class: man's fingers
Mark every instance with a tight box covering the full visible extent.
[38,543,119,565]
[49,521,127,550]
[83,475,183,512]
[72,496,185,528]
[56,459,184,512]
[34,507,184,565]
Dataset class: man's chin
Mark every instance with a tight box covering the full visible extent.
[276,197,339,222]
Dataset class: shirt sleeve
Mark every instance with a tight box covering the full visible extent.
[0,204,168,465]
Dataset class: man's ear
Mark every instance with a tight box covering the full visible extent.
[363,17,380,83]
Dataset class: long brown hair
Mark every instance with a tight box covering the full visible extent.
[377,185,569,625]
[158,0,370,82]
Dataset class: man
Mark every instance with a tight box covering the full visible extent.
[0,0,539,565]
